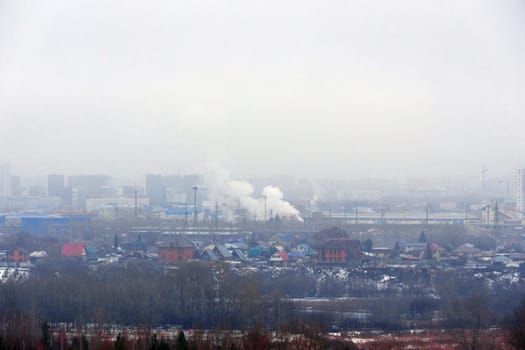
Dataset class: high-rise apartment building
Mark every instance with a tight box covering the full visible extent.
[146,174,165,206]
[0,162,11,197]
[145,174,205,207]
[87,175,112,196]
[68,174,112,196]
[48,174,65,197]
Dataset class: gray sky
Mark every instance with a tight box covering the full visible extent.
[0,0,524,180]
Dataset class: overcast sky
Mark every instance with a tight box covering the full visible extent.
[0,0,524,180]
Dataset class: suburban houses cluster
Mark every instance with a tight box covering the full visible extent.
[2,224,525,288]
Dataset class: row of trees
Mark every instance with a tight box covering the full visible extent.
[0,260,302,330]
[3,258,525,349]
[3,259,525,330]
[0,321,361,350]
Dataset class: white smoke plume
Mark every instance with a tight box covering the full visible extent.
[206,163,303,222]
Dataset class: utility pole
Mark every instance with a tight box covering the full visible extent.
[355,207,358,224]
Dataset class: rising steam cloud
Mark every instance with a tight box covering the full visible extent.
[207,163,303,222]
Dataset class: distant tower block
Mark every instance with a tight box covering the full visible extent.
[517,169,525,216]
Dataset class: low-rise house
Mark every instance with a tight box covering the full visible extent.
[429,243,446,256]
[311,227,361,264]
[201,247,219,261]
[372,247,393,258]
[29,251,47,263]
[34,236,61,258]
[247,246,274,259]
[158,241,194,264]
[213,245,234,260]
[399,253,420,262]
[270,251,289,263]
[295,243,312,253]
[120,239,148,252]
[493,255,513,266]
[510,252,525,261]
[455,243,481,257]
[401,242,427,255]
[316,239,361,263]
[232,248,247,260]
[10,249,29,263]
[248,246,262,258]
[61,243,86,258]
[288,250,306,260]
[288,243,316,262]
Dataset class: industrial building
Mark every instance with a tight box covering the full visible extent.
[85,196,149,218]
[0,214,89,237]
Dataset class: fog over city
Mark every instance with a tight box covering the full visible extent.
[1,0,524,181]
[4,2,525,348]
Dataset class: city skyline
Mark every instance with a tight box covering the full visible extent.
[0,162,519,189]
[1,1,525,345]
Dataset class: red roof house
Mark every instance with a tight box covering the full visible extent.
[61,243,86,257]
[270,251,289,263]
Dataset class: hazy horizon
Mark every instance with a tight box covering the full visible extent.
[1,0,524,180]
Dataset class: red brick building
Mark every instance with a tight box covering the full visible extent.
[10,249,29,263]
[312,226,348,242]
[311,227,361,263]
[317,239,361,263]
[158,241,195,264]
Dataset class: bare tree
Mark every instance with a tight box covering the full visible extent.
[507,295,525,349]
[449,292,494,350]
